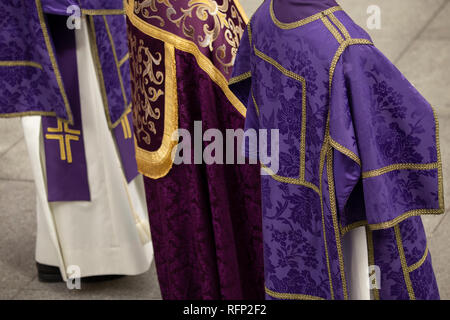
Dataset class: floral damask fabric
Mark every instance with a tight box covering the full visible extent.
[230,0,443,300]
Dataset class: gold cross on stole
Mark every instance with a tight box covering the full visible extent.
[45,119,81,163]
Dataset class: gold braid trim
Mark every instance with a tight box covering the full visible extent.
[228,71,251,85]
[328,13,351,40]
[261,165,320,196]
[329,137,361,166]
[408,246,429,273]
[269,0,342,30]
[394,225,416,300]
[118,53,130,68]
[0,61,43,69]
[362,162,438,179]
[265,286,324,300]
[251,89,259,116]
[81,9,125,16]
[126,1,246,117]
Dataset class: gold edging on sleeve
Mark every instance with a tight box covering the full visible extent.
[394,225,416,300]
[36,0,74,124]
[408,246,429,273]
[228,71,251,85]
[329,137,361,166]
[126,1,246,118]
[362,162,438,179]
[0,61,43,69]
[135,42,179,180]
[265,286,325,300]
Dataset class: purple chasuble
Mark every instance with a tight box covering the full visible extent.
[126,0,264,299]
[230,0,443,300]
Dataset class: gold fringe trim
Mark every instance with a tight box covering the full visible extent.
[136,42,179,180]
[265,286,324,300]
[270,0,342,30]
[0,61,43,69]
[126,0,246,117]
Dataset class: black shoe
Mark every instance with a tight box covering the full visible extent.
[36,262,126,283]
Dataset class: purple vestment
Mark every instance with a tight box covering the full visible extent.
[0,0,138,200]
[126,0,264,299]
[230,0,443,300]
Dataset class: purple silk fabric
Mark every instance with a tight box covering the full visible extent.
[42,14,90,202]
[273,0,339,23]
[113,111,139,183]
[143,48,264,300]
[230,0,442,300]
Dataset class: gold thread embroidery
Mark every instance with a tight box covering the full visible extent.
[265,286,325,300]
[269,0,342,30]
[135,42,179,179]
[326,146,348,299]
[228,71,251,85]
[362,162,438,179]
[81,9,125,16]
[408,246,429,273]
[44,119,81,163]
[329,137,361,166]
[251,89,259,116]
[366,227,380,300]
[0,61,43,69]
[261,165,319,196]
[103,16,129,108]
[36,0,74,125]
[328,13,351,40]
[394,225,416,300]
[321,16,343,44]
[254,46,307,180]
[118,53,130,68]
[126,2,246,117]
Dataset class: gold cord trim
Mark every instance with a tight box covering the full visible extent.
[340,220,368,236]
[394,225,416,300]
[327,147,349,300]
[265,286,324,300]
[254,46,307,180]
[408,246,429,273]
[321,16,343,44]
[81,9,125,16]
[118,53,130,68]
[251,89,259,116]
[365,227,380,300]
[431,106,445,209]
[126,1,246,117]
[269,0,342,30]
[136,42,179,180]
[247,20,252,47]
[0,111,56,119]
[329,137,361,166]
[228,71,251,85]
[328,13,351,40]
[103,16,128,108]
[261,165,320,196]
[362,162,438,179]
[36,0,74,124]
[0,61,43,69]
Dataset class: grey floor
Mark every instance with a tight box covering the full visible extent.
[1,0,449,299]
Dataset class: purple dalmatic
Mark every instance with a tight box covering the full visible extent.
[230,0,444,300]
[0,0,138,201]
